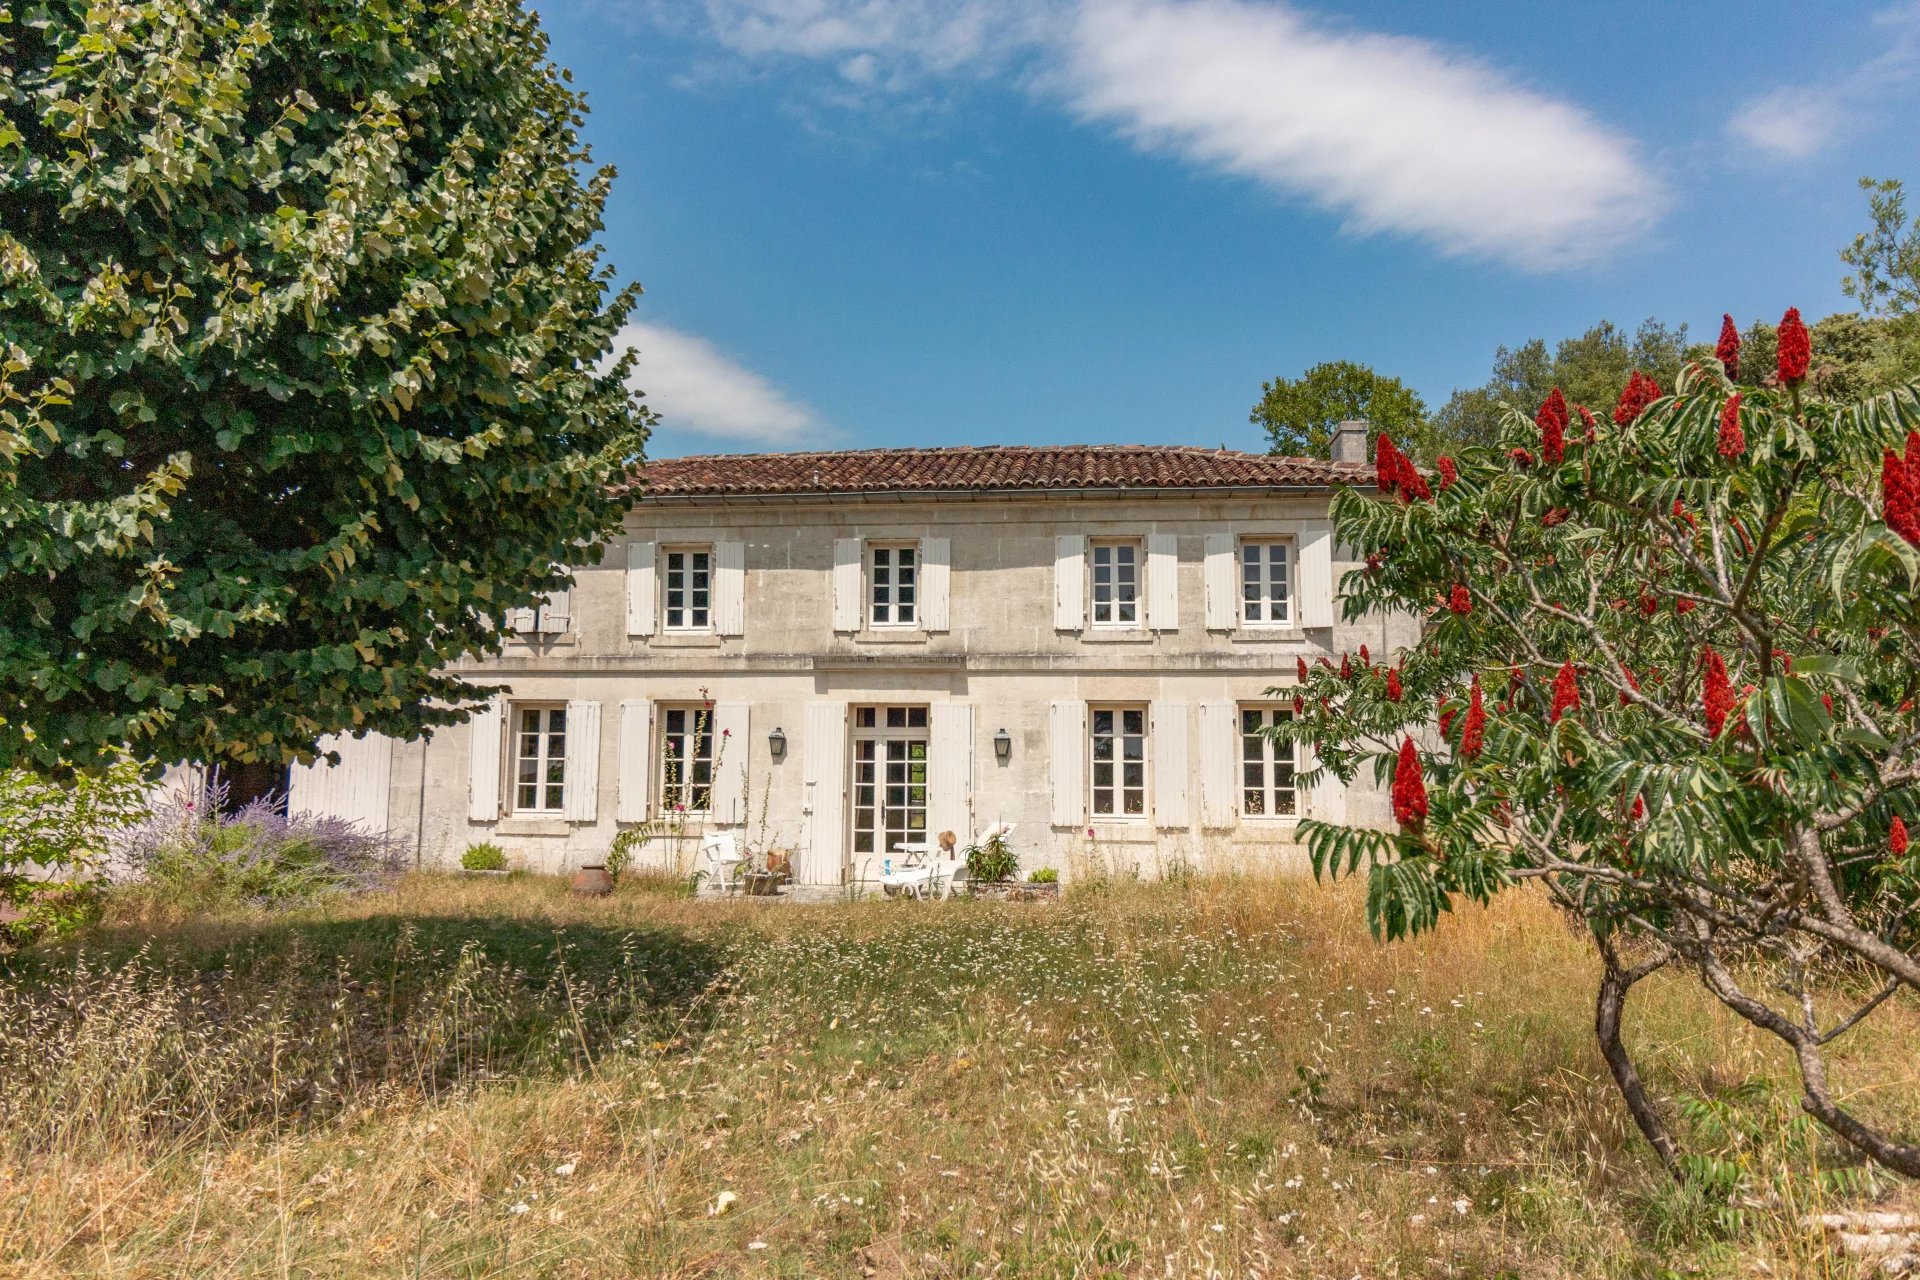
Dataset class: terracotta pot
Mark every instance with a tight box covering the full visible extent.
[570,864,614,896]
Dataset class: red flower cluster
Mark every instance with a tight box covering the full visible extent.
[1359,644,1371,665]
[1537,388,1569,465]
[1392,737,1427,827]
[1297,656,1310,683]
[1884,431,1920,546]
[1340,654,1353,680]
[1386,667,1403,702]
[1449,583,1471,615]
[1436,456,1459,490]
[1701,646,1735,738]
[1613,370,1662,425]
[1717,393,1745,459]
[1632,794,1646,821]
[1509,447,1534,468]
[1575,404,1597,442]
[1639,591,1658,616]
[1541,508,1569,527]
[1374,433,1431,501]
[1461,677,1486,757]
[1619,667,1640,706]
[1777,307,1810,384]
[1715,314,1741,382]
[1549,661,1580,724]
[1676,598,1697,615]
[1894,816,1910,858]
[1440,705,1457,738]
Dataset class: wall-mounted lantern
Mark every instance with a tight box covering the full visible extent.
[769,726,787,761]
[993,728,1013,762]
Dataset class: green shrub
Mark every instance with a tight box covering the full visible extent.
[1027,867,1059,884]
[460,842,507,872]
[965,832,1018,884]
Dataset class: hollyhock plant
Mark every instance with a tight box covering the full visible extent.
[1777,306,1810,384]
[1716,313,1741,381]
[1266,343,1920,1179]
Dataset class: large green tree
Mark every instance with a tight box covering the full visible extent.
[0,0,651,773]
[1250,359,1427,459]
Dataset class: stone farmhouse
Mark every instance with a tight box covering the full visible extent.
[285,431,1414,885]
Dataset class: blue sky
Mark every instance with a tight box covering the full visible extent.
[546,1,1920,458]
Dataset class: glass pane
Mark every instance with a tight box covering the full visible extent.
[1241,708,1262,735]
[857,708,876,729]
[887,707,906,729]
[1245,789,1266,815]
[1122,710,1144,736]
[1092,709,1113,736]
[907,708,927,729]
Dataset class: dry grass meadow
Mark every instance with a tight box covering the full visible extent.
[0,872,1915,1278]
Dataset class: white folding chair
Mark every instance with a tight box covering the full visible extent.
[699,831,745,894]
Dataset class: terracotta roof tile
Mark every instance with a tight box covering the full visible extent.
[628,445,1365,498]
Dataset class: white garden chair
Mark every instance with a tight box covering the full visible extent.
[699,830,745,894]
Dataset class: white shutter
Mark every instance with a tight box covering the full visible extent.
[1299,523,1334,629]
[625,541,656,637]
[505,606,537,633]
[800,702,846,884]
[832,538,862,632]
[616,699,652,823]
[1198,700,1236,829]
[714,540,745,636]
[1151,702,1189,829]
[1053,535,1086,631]
[467,697,503,822]
[288,732,394,833]
[929,702,973,843]
[538,586,571,634]
[1048,700,1086,828]
[709,702,750,823]
[1304,737,1347,825]
[1147,533,1179,631]
[921,536,951,632]
[563,699,601,822]
[1204,533,1236,630]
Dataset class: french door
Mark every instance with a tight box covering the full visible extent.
[851,705,929,859]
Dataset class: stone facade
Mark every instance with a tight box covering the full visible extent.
[297,447,1417,885]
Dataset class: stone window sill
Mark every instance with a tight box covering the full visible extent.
[1075,629,1155,644]
[848,630,931,645]
[495,817,572,837]
[650,632,726,648]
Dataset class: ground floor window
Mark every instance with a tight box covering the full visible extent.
[1090,705,1147,817]
[852,705,928,856]
[514,705,567,813]
[1240,705,1298,817]
[659,705,714,813]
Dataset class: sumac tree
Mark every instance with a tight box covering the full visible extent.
[0,0,651,773]
[1276,314,1920,1178]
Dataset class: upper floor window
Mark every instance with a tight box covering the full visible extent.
[659,705,714,813]
[1240,705,1298,817]
[1089,539,1141,628]
[869,543,918,627]
[1089,705,1147,818]
[663,547,712,632]
[1240,540,1291,626]
[513,704,567,813]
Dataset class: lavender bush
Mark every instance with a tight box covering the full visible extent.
[112,782,404,908]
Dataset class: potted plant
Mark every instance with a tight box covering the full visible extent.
[963,829,1019,899]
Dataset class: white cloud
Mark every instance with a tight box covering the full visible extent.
[614,322,822,446]
[1726,2,1920,160]
[1055,0,1662,270]
[657,0,1663,271]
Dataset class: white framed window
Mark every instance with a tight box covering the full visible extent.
[1089,539,1142,627]
[512,704,567,813]
[869,543,918,627]
[662,547,712,632]
[1240,705,1298,818]
[658,705,715,813]
[1240,540,1291,626]
[1089,705,1147,818]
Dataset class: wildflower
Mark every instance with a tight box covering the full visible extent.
[1436,455,1459,489]
[1549,661,1580,724]
[1717,393,1745,458]
[1777,306,1810,384]
[1386,667,1403,702]
[1716,313,1741,381]
[1461,678,1486,757]
[1449,583,1471,615]
[1375,433,1403,494]
[1702,646,1735,738]
[1613,370,1661,425]
[1392,737,1427,827]
[1537,388,1569,464]
[1894,817,1910,857]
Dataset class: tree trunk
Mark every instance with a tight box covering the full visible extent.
[1594,933,1682,1179]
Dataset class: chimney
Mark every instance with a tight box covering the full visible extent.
[1329,419,1369,464]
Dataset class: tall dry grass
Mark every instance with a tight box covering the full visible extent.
[0,873,1913,1277]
